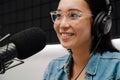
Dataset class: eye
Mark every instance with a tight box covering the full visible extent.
[56,13,62,19]
[69,13,79,19]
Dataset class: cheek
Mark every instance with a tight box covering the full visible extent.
[53,24,60,37]
[81,18,92,33]
[75,19,92,37]
[53,24,58,32]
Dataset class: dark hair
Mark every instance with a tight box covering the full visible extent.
[85,0,108,19]
[91,33,119,53]
[85,0,119,53]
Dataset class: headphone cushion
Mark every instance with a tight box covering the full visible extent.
[92,11,111,38]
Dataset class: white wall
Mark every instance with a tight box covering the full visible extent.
[0,44,68,80]
[112,38,120,51]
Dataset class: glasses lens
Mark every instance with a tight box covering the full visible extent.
[51,11,62,23]
[52,14,57,22]
[50,9,92,23]
[69,12,80,20]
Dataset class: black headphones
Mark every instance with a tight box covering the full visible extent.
[92,0,112,38]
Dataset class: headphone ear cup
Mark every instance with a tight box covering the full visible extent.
[92,11,112,38]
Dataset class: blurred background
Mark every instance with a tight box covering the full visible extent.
[0,0,120,45]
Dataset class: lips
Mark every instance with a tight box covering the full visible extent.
[60,32,74,41]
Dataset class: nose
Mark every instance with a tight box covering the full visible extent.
[59,17,70,28]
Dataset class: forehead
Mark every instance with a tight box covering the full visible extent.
[58,0,90,13]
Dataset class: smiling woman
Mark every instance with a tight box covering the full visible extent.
[43,0,120,80]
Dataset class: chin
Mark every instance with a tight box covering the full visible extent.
[61,42,71,49]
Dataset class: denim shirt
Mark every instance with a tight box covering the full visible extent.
[43,51,120,80]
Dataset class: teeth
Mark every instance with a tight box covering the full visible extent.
[62,33,73,36]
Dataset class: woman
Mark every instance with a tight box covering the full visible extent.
[43,0,120,80]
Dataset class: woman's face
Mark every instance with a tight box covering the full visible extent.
[54,0,93,49]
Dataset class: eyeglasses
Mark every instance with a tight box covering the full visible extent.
[50,9,93,24]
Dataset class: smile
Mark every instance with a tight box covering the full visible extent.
[60,33,74,41]
[61,33,74,36]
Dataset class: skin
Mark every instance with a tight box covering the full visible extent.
[53,0,93,79]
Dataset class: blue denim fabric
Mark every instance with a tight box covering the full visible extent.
[43,51,120,80]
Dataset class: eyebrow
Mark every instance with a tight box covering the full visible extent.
[68,9,82,12]
[57,8,83,12]
[56,9,61,11]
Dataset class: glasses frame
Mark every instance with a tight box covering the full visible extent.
[50,9,93,23]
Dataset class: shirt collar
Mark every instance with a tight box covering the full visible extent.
[86,53,100,75]
[57,52,100,76]
[56,53,72,70]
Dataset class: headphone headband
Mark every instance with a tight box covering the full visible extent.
[92,0,112,38]
[106,0,112,15]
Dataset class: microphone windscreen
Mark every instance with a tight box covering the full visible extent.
[10,27,47,59]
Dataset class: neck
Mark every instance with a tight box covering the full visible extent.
[70,47,91,80]
[71,46,90,67]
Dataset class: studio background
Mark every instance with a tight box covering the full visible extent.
[0,0,120,44]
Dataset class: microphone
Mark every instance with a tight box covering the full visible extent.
[10,27,47,59]
[0,27,47,73]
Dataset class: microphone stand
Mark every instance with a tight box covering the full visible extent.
[0,34,24,74]
[0,58,24,74]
